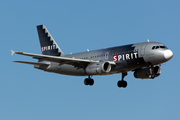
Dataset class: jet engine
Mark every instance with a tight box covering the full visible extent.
[85,62,111,75]
[134,66,161,79]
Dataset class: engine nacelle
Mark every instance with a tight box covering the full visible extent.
[85,62,111,75]
[134,66,161,79]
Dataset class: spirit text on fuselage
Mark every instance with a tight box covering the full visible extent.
[113,52,138,61]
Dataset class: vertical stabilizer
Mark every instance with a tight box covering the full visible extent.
[37,25,65,56]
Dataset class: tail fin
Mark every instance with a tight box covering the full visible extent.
[37,25,65,56]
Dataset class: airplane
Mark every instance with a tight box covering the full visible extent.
[11,25,173,88]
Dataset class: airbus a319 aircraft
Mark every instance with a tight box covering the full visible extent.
[11,25,173,88]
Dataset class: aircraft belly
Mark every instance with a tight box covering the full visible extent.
[59,64,86,76]
[35,56,147,76]
[34,62,86,76]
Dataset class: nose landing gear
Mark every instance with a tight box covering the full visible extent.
[149,66,155,79]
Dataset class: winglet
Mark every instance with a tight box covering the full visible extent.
[11,50,15,56]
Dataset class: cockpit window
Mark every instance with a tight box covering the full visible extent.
[152,45,167,50]
[160,46,168,49]
[156,46,159,49]
[152,46,155,49]
[160,46,165,48]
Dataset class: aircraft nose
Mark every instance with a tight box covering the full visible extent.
[164,49,173,60]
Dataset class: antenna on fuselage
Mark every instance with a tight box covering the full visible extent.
[147,39,150,42]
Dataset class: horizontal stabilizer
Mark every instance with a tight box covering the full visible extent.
[11,50,15,56]
[13,61,50,66]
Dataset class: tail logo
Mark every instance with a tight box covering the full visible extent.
[41,45,56,51]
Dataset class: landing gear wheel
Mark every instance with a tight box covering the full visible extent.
[89,79,94,86]
[149,75,155,79]
[122,81,127,88]
[84,78,89,85]
[84,76,94,86]
[117,81,122,87]
[117,80,127,88]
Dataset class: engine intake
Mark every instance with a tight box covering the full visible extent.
[85,62,111,75]
[134,66,161,79]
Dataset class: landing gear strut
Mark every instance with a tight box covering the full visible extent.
[117,72,128,88]
[84,76,94,86]
[149,65,155,79]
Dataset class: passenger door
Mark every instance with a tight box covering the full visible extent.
[140,43,147,56]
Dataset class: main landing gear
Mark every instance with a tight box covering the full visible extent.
[84,73,128,88]
[117,72,128,88]
[84,76,94,86]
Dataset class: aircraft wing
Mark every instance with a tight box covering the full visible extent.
[11,50,116,68]
[13,61,50,66]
